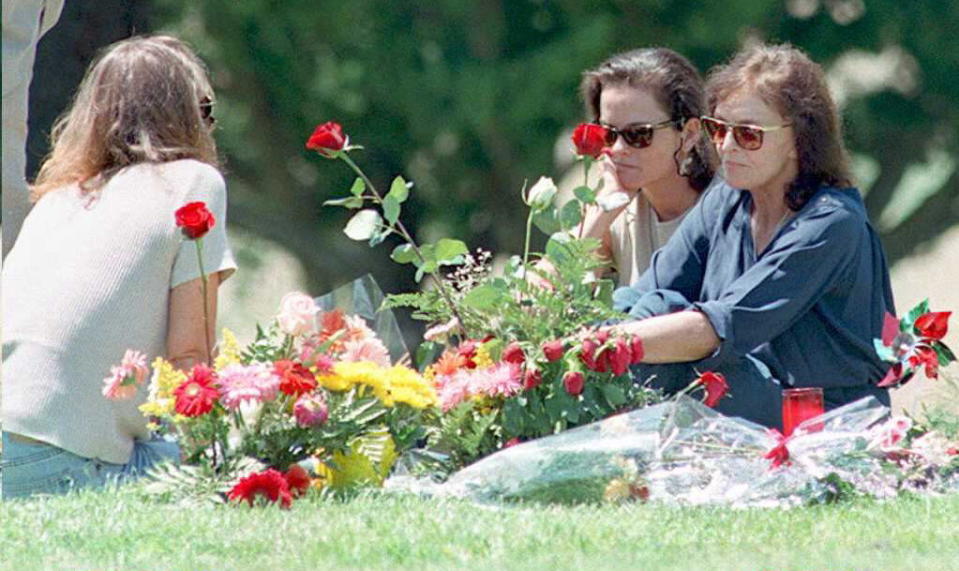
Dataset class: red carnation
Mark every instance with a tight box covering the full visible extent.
[695,371,729,408]
[523,367,542,391]
[174,201,215,239]
[630,336,644,364]
[610,337,632,376]
[306,121,348,157]
[173,364,219,417]
[502,342,526,365]
[563,371,585,396]
[228,469,293,509]
[284,464,312,498]
[914,311,950,341]
[274,360,317,396]
[571,123,608,158]
[763,429,791,470]
[542,340,565,362]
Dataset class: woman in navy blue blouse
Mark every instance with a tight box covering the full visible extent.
[607,44,895,428]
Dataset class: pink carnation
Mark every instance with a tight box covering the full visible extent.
[217,363,280,410]
[102,350,149,400]
[339,337,391,367]
[469,362,522,398]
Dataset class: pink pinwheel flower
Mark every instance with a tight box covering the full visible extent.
[868,416,913,450]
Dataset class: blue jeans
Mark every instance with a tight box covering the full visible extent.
[1,432,180,500]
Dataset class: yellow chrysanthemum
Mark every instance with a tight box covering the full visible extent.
[473,344,494,369]
[139,357,187,418]
[384,365,437,409]
[214,327,242,370]
[316,361,390,404]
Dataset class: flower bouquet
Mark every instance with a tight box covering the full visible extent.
[105,277,437,506]
[308,120,687,468]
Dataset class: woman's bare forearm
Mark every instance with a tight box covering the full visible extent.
[603,310,720,363]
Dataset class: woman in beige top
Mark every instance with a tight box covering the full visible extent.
[1,36,236,498]
[579,48,715,286]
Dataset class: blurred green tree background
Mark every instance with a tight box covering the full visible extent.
[28,1,958,321]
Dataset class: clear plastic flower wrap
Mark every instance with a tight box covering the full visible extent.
[387,395,959,507]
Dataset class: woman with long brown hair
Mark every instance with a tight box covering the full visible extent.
[606,44,895,428]
[1,35,236,498]
[576,47,715,286]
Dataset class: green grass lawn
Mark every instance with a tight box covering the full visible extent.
[2,487,958,570]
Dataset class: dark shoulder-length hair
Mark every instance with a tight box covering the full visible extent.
[581,47,715,192]
[706,44,852,210]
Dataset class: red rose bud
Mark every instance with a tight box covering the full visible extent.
[593,346,610,373]
[174,201,215,239]
[306,121,348,156]
[579,339,598,370]
[502,342,526,365]
[571,123,608,158]
[563,371,585,395]
[697,371,729,407]
[610,337,631,376]
[504,437,522,448]
[542,340,565,362]
[523,367,542,390]
[630,336,644,365]
[595,329,610,344]
[914,311,950,341]
[274,359,317,396]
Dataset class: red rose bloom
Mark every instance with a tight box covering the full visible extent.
[914,311,950,341]
[228,469,293,509]
[563,371,585,395]
[174,201,215,239]
[610,337,631,376]
[542,340,565,362]
[173,364,219,417]
[284,464,312,498]
[274,360,317,396]
[502,342,526,365]
[306,121,348,156]
[571,123,608,158]
[523,367,542,391]
[696,371,729,407]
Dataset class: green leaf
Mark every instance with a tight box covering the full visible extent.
[435,238,468,265]
[601,383,627,407]
[323,196,364,209]
[369,227,391,247]
[532,208,560,236]
[545,232,573,264]
[594,279,614,307]
[349,177,366,196]
[391,243,418,264]
[388,175,410,203]
[343,209,381,241]
[383,194,401,225]
[501,398,524,435]
[559,200,582,230]
[415,341,443,371]
[462,284,504,310]
[572,185,596,204]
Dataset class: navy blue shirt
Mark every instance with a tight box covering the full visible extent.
[614,179,895,390]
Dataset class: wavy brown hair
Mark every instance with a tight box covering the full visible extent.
[706,44,851,210]
[31,35,218,200]
[581,47,715,192]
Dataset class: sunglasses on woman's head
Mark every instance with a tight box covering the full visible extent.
[199,97,216,126]
[700,116,791,151]
[597,118,680,149]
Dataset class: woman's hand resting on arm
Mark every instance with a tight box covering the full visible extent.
[166,272,222,371]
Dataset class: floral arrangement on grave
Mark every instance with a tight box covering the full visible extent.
[307,121,721,467]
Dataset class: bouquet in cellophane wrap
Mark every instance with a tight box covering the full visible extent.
[387,395,958,507]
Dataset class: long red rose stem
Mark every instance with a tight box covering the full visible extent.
[194,238,212,365]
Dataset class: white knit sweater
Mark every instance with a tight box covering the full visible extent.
[2,159,237,464]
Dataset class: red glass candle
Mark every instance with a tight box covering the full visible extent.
[782,387,824,436]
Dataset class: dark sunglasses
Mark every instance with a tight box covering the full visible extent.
[199,96,216,127]
[701,116,791,151]
[597,118,680,149]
